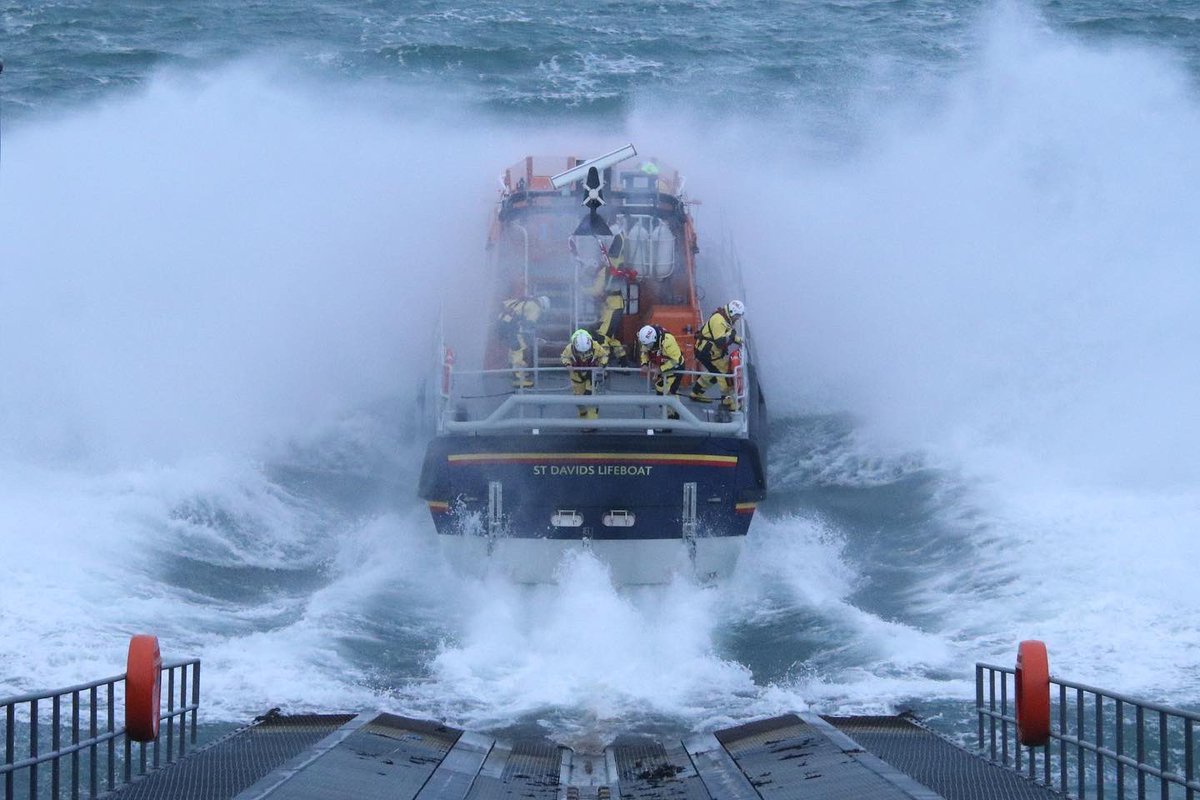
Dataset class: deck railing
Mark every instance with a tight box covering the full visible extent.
[1,657,199,800]
[977,660,1200,799]
[438,363,750,436]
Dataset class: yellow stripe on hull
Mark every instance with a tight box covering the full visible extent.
[447,452,738,467]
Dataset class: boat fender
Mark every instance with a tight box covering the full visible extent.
[730,348,744,398]
[125,634,162,742]
[1015,639,1050,747]
[442,348,455,398]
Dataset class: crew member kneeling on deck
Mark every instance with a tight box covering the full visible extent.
[561,329,609,419]
[689,300,745,411]
[497,295,550,388]
[637,324,683,420]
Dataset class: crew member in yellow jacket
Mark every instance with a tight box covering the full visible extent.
[637,324,683,420]
[589,233,634,362]
[560,329,609,419]
[689,300,745,410]
[496,295,549,388]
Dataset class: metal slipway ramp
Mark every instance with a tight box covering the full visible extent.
[32,638,1200,799]
[99,711,1061,800]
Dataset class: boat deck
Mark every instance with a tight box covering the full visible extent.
[102,712,1062,800]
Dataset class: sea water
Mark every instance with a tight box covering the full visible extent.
[2,0,1199,760]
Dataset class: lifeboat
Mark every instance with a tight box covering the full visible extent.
[418,145,767,584]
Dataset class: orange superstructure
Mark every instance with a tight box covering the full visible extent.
[483,154,703,377]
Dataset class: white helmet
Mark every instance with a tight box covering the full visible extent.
[637,325,658,347]
[571,329,593,353]
[727,300,745,318]
[537,295,551,311]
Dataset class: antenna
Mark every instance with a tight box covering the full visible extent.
[549,144,637,190]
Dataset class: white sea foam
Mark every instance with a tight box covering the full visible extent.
[664,2,1200,704]
[3,3,1200,736]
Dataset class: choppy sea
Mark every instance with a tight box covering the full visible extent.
[3,0,1200,762]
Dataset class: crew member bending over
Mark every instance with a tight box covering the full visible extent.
[497,295,550,388]
[689,300,745,411]
[560,329,609,419]
[637,324,683,420]
[590,233,635,363]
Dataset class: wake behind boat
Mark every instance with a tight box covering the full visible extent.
[418,146,767,584]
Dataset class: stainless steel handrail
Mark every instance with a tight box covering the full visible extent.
[2,657,200,800]
[976,661,1199,799]
[438,361,750,436]
[443,394,744,435]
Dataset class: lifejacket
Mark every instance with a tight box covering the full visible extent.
[697,308,740,356]
[642,327,682,371]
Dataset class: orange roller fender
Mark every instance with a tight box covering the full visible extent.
[1015,639,1051,747]
[125,634,162,742]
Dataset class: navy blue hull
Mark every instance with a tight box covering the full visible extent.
[418,434,766,540]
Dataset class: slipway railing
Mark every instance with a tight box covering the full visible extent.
[978,642,1199,799]
[1,639,199,800]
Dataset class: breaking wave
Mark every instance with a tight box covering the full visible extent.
[3,3,1200,743]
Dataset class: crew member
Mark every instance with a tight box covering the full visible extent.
[590,233,635,363]
[689,300,745,410]
[497,295,550,388]
[560,329,609,419]
[637,324,683,420]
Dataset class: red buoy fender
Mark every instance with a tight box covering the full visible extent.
[1015,639,1050,747]
[125,634,162,742]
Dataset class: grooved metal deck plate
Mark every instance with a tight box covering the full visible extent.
[103,714,355,800]
[718,714,925,800]
[253,713,460,799]
[96,711,1068,800]
[464,740,562,800]
[614,739,710,800]
[827,716,1065,800]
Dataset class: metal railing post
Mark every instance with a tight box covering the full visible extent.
[1078,687,1086,799]
[5,703,14,800]
[1096,693,1105,800]
[990,669,998,760]
[107,683,115,791]
[1045,731,1051,786]
[976,664,984,752]
[29,698,38,800]
[179,663,188,757]
[1060,684,1069,793]
[89,685,98,798]
[52,694,61,796]
[1137,705,1146,800]
[71,690,80,800]
[1160,711,1169,800]
[1001,671,1009,766]
[165,667,174,764]
[191,661,200,745]
[1185,718,1194,800]
[1117,699,1126,800]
